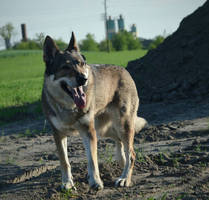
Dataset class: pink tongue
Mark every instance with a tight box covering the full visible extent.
[71,86,86,109]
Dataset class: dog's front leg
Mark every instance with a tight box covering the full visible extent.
[81,123,103,190]
[53,133,75,190]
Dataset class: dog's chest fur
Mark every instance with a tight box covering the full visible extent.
[43,89,89,135]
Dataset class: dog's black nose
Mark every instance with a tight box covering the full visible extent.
[76,73,87,86]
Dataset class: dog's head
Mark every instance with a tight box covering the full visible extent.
[43,32,88,109]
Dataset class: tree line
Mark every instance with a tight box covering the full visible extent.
[0,23,165,51]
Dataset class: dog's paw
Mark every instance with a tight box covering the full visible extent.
[89,179,104,191]
[61,182,77,191]
[90,182,104,191]
[115,178,131,187]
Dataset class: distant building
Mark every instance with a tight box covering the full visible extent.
[117,15,125,32]
[130,24,137,38]
[107,16,116,40]
[106,15,138,40]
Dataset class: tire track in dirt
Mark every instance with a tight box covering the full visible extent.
[10,165,58,184]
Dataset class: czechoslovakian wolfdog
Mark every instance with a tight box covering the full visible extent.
[42,32,147,190]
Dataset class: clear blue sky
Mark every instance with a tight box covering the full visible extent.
[0,0,206,48]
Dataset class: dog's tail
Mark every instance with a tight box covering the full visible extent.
[135,117,148,133]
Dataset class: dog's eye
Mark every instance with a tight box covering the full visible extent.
[80,61,85,66]
[72,60,85,67]
[72,60,79,65]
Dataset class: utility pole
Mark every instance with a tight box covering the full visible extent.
[104,0,110,52]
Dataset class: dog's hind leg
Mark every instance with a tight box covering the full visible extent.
[53,133,75,190]
[81,122,104,190]
[115,140,126,167]
[115,119,136,187]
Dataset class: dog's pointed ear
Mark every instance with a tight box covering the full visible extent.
[66,32,79,52]
[43,36,59,63]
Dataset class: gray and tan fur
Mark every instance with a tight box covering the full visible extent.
[42,32,147,190]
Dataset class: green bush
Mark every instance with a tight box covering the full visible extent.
[79,33,99,51]
[13,36,67,50]
[149,35,165,50]
[112,31,141,51]
[112,32,127,51]
[98,39,114,51]
[13,40,41,50]
[54,38,67,50]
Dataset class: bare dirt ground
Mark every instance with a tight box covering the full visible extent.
[0,98,209,200]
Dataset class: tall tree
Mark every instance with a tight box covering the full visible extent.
[79,33,99,51]
[0,23,15,49]
[112,31,141,51]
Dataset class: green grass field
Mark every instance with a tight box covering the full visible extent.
[0,49,147,125]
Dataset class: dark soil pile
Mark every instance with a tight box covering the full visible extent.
[127,1,209,103]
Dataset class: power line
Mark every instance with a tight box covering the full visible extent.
[104,0,110,52]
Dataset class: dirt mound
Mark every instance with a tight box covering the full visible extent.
[127,1,209,103]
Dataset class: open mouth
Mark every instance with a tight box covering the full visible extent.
[61,81,86,109]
